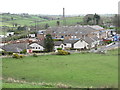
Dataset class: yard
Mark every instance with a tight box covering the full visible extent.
[2,49,118,88]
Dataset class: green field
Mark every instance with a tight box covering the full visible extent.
[1,14,83,27]
[2,49,118,88]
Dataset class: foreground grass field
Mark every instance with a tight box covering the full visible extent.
[2,50,118,88]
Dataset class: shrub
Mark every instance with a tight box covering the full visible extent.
[12,53,20,59]
[57,50,70,55]
[19,55,24,58]
[33,53,38,57]
[57,48,62,50]
[2,51,7,55]
[20,49,27,54]
[7,52,13,55]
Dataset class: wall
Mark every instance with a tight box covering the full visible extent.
[74,40,89,49]
[29,43,44,51]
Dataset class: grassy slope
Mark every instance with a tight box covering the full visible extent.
[2,50,118,88]
[0,14,83,27]
[3,83,45,88]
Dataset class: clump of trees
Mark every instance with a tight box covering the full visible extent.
[84,13,101,25]
[113,14,120,33]
[44,34,54,52]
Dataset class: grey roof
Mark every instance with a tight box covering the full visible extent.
[29,40,44,47]
[92,36,99,41]
[82,37,94,44]
[47,25,101,35]
[63,40,78,44]
[2,43,28,53]
[54,41,63,46]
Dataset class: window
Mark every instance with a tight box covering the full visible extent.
[36,47,37,49]
[39,47,40,49]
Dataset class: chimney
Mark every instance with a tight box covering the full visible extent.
[63,8,66,26]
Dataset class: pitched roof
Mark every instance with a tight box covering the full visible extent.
[54,41,63,46]
[47,25,102,35]
[29,40,44,47]
[82,37,94,44]
[2,43,28,52]
[63,40,78,44]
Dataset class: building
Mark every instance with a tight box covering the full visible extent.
[6,32,14,37]
[46,25,106,40]
[2,43,28,53]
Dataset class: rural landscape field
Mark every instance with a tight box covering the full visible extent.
[1,0,119,89]
[2,49,118,88]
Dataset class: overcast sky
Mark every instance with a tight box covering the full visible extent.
[0,0,119,15]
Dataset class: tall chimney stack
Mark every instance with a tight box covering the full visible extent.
[63,8,66,26]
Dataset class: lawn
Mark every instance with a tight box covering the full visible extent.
[2,50,118,88]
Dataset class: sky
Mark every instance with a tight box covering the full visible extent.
[0,0,119,15]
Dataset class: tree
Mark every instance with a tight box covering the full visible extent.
[84,14,101,25]
[94,13,100,25]
[44,34,54,52]
[57,21,60,26]
[113,14,120,33]
[45,23,49,29]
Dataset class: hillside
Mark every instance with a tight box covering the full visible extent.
[0,13,84,28]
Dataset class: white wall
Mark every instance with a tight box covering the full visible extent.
[64,43,72,48]
[74,40,89,49]
[29,43,44,51]
[54,44,65,50]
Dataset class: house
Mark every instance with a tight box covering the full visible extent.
[27,41,44,53]
[54,41,65,50]
[29,34,36,38]
[2,43,28,53]
[37,30,46,40]
[0,35,7,38]
[46,25,106,40]
[6,32,14,37]
[63,36,99,49]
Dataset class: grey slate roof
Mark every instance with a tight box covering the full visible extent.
[54,41,63,46]
[2,43,28,53]
[47,25,101,35]
[63,40,78,44]
[82,37,94,44]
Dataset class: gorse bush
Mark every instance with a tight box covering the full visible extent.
[12,53,24,59]
[12,53,20,59]
[57,50,70,55]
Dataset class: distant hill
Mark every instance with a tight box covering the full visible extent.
[0,13,84,28]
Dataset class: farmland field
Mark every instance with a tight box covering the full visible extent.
[2,49,118,88]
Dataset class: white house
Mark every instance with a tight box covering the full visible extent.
[73,39,89,49]
[6,32,14,36]
[27,41,44,53]
[54,41,65,50]
[29,34,36,38]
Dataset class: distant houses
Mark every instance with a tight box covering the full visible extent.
[1,25,117,53]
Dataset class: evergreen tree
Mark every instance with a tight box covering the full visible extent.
[44,34,54,52]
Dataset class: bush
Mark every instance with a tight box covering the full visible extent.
[33,53,38,57]
[2,51,7,55]
[57,48,62,50]
[7,52,13,55]
[19,55,24,58]
[57,50,70,55]
[12,53,20,59]
[20,49,27,54]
